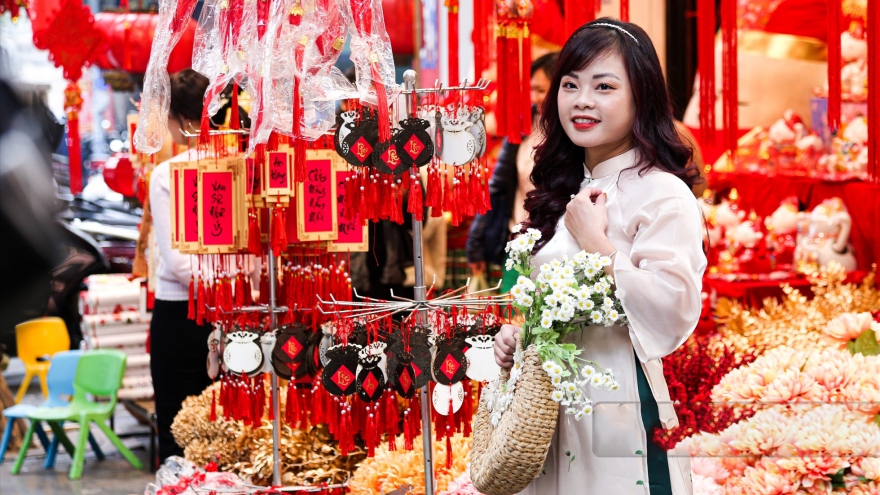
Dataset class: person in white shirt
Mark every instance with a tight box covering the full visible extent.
[148,69,249,461]
[494,19,706,495]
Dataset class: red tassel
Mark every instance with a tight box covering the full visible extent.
[520,23,532,137]
[339,406,354,456]
[403,405,415,450]
[827,0,842,132]
[286,380,297,425]
[230,84,240,130]
[495,26,508,139]
[210,386,217,421]
[294,138,307,183]
[365,406,378,457]
[461,381,473,437]
[620,0,629,22]
[445,433,453,469]
[271,206,288,254]
[196,279,206,325]
[373,75,391,142]
[248,209,262,256]
[446,0,460,85]
[259,269,269,305]
[198,98,212,148]
[187,275,196,320]
[697,0,716,149]
[505,30,521,144]
[869,0,879,182]
[407,169,424,221]
[384,389,398,450]
[721,0,738,164]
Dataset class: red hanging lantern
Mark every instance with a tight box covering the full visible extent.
[93,13,197,74]
[29,0,106,195]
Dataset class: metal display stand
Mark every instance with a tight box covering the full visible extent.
[189,70,497,494]
[317,70,502,494]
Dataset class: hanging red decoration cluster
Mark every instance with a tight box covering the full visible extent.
[495,0,534,144]
[720,0,738,165]
[697,0,716,150]
[827,0,843,133]
[868,0,878,182]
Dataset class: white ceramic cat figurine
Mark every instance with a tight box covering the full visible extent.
[794,198,857,273]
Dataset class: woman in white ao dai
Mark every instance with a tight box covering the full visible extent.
[494,19,707,495]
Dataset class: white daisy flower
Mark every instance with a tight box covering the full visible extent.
[551,376,562,386]
[564,382,577,394]
[599,255,613,267]
[582,404,594,415]
[540,316,553,328]
[551,390,565,402]
[516,295,534,307]
[581,365,595,377]
[609,382,620,391]
[527,228,542,240]
[574,410,586,420]
[591,374,604,387]
[606,309,620,322]
[584,266,597,277]
[590,311,603,324]
[550,365,564,378]
[565,406,577,414]
[513,223,523,232]
[505,258,515,271]
[542,361,555,373]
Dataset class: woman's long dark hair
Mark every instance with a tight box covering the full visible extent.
[523,18,700,251]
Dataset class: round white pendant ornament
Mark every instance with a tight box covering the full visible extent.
[464,334,501,382]
[223,331,264,375]
[432,381,465,416]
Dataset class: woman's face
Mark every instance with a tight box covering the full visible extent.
[557,51,635,156]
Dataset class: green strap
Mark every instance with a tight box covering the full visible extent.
[634,350,672,495]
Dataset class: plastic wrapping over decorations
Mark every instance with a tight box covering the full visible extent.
[338,0,400,139]
[134,0,200,153]
[301,0,358,140]
[245,0,297,150]
[145,456,248,495]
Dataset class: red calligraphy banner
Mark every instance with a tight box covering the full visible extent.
[183,167,200,244]
[296,150,338,241]
[201,171,234,246]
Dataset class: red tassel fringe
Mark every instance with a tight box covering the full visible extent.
[697,0,716,149]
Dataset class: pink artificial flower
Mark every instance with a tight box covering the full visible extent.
[824,312,874,344]
[692,457,731,484]
[735,459,802,495]
[774,456,849,484]
[803,348,860,394]
[762,369,826,404]
[853,457,880,482]
[849,482,880,495]
[692,473,727,495]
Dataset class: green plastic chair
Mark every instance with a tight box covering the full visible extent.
[11,349,144,480]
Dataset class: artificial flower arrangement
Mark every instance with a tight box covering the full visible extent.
[484,226,623,424]
[676,344,880,494]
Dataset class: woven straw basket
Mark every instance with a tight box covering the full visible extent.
[470,333,558,495]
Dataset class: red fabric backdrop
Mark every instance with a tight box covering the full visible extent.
[709,173,880,271]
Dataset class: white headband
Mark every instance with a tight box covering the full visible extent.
[590,23,640,44]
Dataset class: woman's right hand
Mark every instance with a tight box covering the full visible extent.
[494,324,522,369]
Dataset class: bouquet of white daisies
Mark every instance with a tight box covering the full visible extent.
[502,225,625,419]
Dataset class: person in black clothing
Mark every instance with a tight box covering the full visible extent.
[466,52,558,291]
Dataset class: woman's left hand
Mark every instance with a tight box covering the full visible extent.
[565,187,610,253]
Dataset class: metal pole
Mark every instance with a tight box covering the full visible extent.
[404,69,435,495]
[268,221,283,487]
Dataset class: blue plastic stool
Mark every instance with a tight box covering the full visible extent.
[0,350,104,467]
